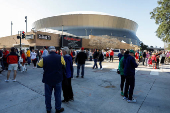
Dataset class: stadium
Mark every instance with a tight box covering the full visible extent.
[32,11,140,46]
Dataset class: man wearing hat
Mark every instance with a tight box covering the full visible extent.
[42,46,49,58]
[61,47,74,102]
[75,47,87,78]
[38,46,65,113]
[123,50,138,103]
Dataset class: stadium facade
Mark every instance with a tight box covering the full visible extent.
[32,11,140,46]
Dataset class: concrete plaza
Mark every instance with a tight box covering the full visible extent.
[0,59,170,113]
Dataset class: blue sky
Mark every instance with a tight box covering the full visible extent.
[0,0,163,47]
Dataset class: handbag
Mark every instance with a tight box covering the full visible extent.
[117,69,120,74]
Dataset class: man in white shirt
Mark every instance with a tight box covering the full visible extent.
[31,50,37,68]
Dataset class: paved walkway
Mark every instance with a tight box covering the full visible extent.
[0,60,170,113]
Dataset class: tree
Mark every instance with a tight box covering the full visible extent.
[164,42,170,50]
[150,0,170,42]
[140,43,148,50]
[89,36,120,49]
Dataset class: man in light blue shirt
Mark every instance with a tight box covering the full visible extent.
[42,47,49,58]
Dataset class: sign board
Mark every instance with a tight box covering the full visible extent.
[26,34,34,39]
[38,34,51,40]
[61,35,82,48]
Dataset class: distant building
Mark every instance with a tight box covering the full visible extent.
[33,11,140,46]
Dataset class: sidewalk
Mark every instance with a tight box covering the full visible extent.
[0,61,170,113]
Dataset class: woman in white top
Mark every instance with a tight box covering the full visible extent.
[31,49,37,68]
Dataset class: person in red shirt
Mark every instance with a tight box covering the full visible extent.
[5,47,19,82]
[135,52,139,63]
[40,49,43,58]
[151,53,157,69]
[106,51,109,62]
[3,48,9,70]
[110,50,114,62]
[21,50,27,72]
[70,50,73,58]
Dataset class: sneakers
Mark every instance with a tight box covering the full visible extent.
[56,107,64,113]
[123,96,128,100]
[121,91,124,96]
[62,100,69,103]
[81,76,84,78]
[127,98,137,103]
[47,110,51,113]
[5,79,9,82]
[76,75,79,78]
[69,97,74,102]
[12,79,16,82]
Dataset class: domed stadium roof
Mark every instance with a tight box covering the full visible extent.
[59,11,113,16]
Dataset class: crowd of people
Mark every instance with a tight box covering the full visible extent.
[132,50,169,69]
[1,46,170,112]
[117,49,170,103]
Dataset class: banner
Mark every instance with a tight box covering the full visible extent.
[26,34,34,39]
[38,34,51,40]
[61,35,82,48]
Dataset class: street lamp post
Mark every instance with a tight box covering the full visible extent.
[11,21,13,36]
[85,29,87,37]
[62,25,64,35]
[90,29,92,35]
[20,31,22,51]
[62,25,64,47]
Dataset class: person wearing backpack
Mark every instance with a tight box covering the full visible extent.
[123,50,138,103]
[118,51,129,96]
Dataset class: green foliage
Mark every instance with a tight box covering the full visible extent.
[165,43,170,50]
[166,44,170,50]
[150,0,170,42]
[140,43,148,50]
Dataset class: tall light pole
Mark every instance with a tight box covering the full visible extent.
[11,21,13,36]
[85,29,87,37]
[90,29,92,35]
[25,16,27,32]
[62,25,64,47]
[62,25,64,35]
